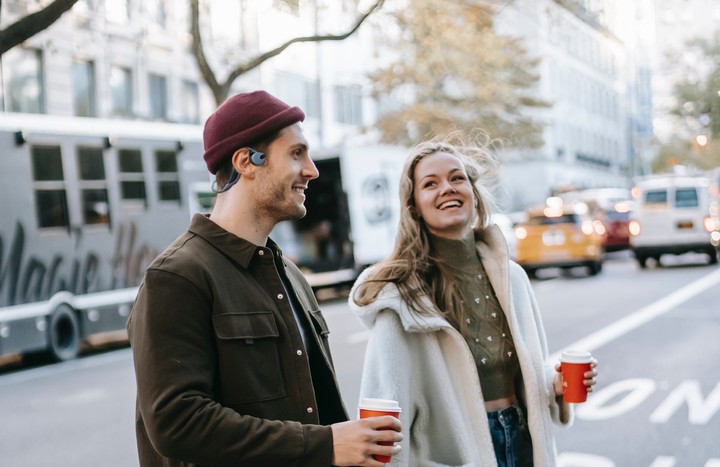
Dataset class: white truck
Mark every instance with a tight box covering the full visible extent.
[0,113,210,361]
[628,174,720,268]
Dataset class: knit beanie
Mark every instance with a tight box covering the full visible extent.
[202,90,305,174]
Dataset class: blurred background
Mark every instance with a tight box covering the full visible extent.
[0,1,719,466]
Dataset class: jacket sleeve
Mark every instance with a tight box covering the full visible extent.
[127,268,333,467]
[520,272,574,426]
[358,309,415,467]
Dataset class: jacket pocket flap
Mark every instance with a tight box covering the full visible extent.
[213,312,279,340]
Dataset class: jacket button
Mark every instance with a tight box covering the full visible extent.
[307,407,313,413]
[277,293,284,300]
[258,250,264,256]
[297,349,303,356]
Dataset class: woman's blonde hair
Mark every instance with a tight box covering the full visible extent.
[353,132,502,328]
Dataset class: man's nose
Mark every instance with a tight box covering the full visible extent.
[303,157,319,180]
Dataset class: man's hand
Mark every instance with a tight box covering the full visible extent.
[331,416,403,466]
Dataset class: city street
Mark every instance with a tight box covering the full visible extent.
[0,252,719,467]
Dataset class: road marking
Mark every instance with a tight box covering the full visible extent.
[549,268,720,362]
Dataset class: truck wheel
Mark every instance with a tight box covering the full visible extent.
[47,305,81,362]
[710,250,719,265]
[636,256,647,269]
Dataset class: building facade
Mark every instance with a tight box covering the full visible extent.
[493,0,653,210]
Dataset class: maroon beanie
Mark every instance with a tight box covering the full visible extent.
[202,90,305,174]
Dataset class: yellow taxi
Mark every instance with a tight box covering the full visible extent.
[514,197,605,277]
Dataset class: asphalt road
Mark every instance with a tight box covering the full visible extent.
[1,251,718,467]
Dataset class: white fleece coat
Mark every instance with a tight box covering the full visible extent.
[348,225,572,467]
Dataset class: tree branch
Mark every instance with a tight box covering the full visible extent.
[191,0,385,105]
[0,0,79,55]
[190,0,224,104]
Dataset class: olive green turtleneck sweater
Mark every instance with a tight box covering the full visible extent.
[429,232,520,401]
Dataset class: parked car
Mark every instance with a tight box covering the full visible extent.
[598,200,633,252]
[629,175,720,268]
[513,197,605,277]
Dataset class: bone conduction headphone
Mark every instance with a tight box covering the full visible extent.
[213,147,265,193]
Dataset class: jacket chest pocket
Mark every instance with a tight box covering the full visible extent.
[213,311,286,404]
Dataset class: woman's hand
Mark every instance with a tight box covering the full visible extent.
[553,359,598,398]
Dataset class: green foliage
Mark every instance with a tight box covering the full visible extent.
[669,31,720,139]
[652,136,720,173]
[368,0,547,148]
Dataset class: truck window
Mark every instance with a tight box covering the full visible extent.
[155,150,180,202]
[644,189,667,205]
[77,146,110,226]
[675,188,699,208]
[118,148,147,206]
[31,145,70,229]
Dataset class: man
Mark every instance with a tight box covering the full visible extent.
[128,90,402,466]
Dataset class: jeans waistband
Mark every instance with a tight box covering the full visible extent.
[487,404,525,426]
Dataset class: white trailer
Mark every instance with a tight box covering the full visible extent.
[0,113,209,361]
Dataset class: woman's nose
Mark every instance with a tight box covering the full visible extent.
[439,180,457,194]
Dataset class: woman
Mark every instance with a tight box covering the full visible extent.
[349,135,597,466]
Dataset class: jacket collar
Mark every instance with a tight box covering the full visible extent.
[187,214,283,268]
[350,224,512,333]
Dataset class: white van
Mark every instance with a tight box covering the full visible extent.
[629,175,720,268]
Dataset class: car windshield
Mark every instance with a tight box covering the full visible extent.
[526,214,580,225]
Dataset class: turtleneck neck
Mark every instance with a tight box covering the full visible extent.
[428,231,481,272]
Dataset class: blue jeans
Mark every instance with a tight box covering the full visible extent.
[487,405,534,467]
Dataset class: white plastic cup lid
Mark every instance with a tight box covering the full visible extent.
[560,349,593,363]
[359,398,401,412]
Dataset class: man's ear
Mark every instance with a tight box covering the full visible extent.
[231,148,256,179]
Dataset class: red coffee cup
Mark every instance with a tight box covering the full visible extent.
[358,398,401,463]
[560,350,593,403]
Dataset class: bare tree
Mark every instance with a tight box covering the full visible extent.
[190,0,385,106]
[0,0,80,56]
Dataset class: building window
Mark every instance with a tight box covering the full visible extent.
[155,150,180,202]
[3,47,44,113]
[150,0,166,27]
[179,80,200,123]
[73,60,96,117]
[148,73,168,120]
[31,146,69,229]
[118,149,146,205]
[333,85,363,125]
[110,66,132,116]
[106,0,130,23]
[77,147,110,226]
[276,72,320,119]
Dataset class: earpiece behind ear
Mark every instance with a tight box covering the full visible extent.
[248,147,266,166]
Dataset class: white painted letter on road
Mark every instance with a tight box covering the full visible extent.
[577,378,656,421]
[650,381,720,425]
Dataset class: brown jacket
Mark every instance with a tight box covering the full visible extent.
[127,214,348,467]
